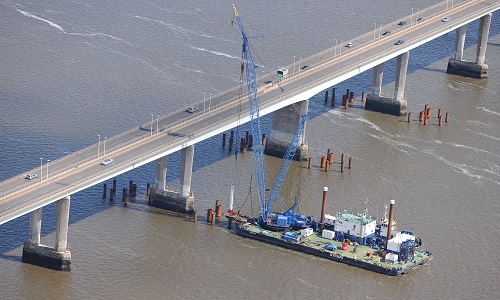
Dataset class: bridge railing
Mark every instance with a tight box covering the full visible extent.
[272,0,470,86]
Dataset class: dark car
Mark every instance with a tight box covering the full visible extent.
[382,30,391,35]
[394,40,405,45]
[398,21,407,26]
[416,17,424,22]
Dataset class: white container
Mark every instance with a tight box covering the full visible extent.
[301,228,313,238]
[387,233,415,252]
[324,214,336,225]
[321,229,335,240]
[385,253,399,263]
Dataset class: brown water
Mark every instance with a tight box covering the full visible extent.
[1,0,499,299]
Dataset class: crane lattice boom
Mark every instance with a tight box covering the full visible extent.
[232,4,267,220]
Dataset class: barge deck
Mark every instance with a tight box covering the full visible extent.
[233,220,431,276]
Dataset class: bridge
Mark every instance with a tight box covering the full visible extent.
[1,0,499,271]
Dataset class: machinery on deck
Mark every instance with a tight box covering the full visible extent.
[231,4,311,230]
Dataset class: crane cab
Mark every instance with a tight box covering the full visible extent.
[276,67,288,82]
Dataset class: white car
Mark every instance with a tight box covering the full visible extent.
[25,174,37,180]
[441,17,450,22]
[186,106,199,113]
[345,42,354,48]
[101,158,113,165]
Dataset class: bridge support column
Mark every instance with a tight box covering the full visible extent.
[55,196,70,253]
[371,62,384,96]
[154,156,167,191]
[180,145,194,197]
[447,14,490,78]
[394,51,409,103]
[22,196,71,271]
[453,25,467,61]
[29,208,42,245]
[264,100,308,160]
[149,147,195,214]
[365,53,408,116]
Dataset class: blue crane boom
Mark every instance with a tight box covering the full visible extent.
[231,4,267,221]
[232,4,310,227]
[266,114,308,218]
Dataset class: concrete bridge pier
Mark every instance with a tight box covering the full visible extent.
[149,147,195,214]
[447,13,491,78]
[264,100,308,160]
[365,52,409,116]
[154,155,167,192]
[22,196,71,271]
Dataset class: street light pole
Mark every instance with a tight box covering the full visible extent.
[40,158,43,182]
[374,23,376,40]
[334,39,337,58]
[203,92,206,113]
[156,115,159,134]
[379,25,382,40]
[411,8,413,27]
[340,41,342,55]
[416,9,419,23]
[209,94,212,112]
[293,55,296,77]
[98,134,100,158]
[150,114,153,136]
[46,159,50,180]
[104,137,107,156]
[298,57,302,74]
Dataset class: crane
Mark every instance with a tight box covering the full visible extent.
[231,3,267,223]
[231,4,311,229]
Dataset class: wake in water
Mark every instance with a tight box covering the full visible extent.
[477,106,500,116]
[15,8,132,45]
[189,46,238,59]
[132,15,231,43]
[328,109,500,186]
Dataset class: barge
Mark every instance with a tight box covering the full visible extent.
[229,199,432,276]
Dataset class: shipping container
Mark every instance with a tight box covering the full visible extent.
[322,229,335,240]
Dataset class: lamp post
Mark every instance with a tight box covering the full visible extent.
[40,158,43,182]
[334,39,337,58]
[298,57,302,74]
[98,134,100,158]
[379,25,382,40]
[46,159,50,180]
[340,41,342,56]
[416,9,419,23]
[203,92,206,113]
[209,94,212,112]
[156,115,159,134]
[150,114,153,136]
[411,8,413,27]
[293,56,296,77]
[374,23,376,40]
[104,137,107,156]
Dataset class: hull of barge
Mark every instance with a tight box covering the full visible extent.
[235,224,431,276]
